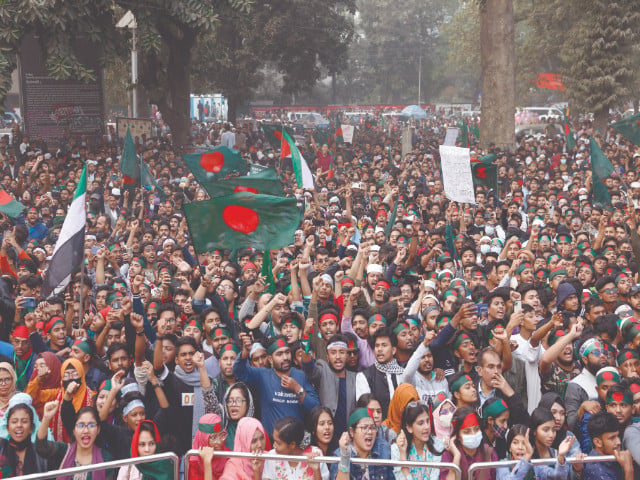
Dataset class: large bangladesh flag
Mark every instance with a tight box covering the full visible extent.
[184,191,300,253]
[207,168,284,198]
[611,113,640,146]
[119,128,164,194]
[182,147,248,187]
[0,190,25,218]
[589,136,614,208]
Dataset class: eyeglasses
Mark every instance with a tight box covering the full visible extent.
[589,349,606,357]
[75,422,98,431]
[356,425,377,433]
[602,288,618,294]
[347,351,359,356]
[164,317,177,323]
[226,398,246,406]
[0,378,12,385]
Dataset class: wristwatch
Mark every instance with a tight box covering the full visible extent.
[296,387,305,399]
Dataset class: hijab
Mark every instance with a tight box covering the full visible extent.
[382,383,419,433]
[538,392,568,449]
[220,417,270,480]
[28,352,61,390]
[0,393,52,444]
[190,413,230,479]
[433,399,455,443]
[223,382,255,450]
[131,420,173,480]
[51,358,94,443]
[0,363,17,414]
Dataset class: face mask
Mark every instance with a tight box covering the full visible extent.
[480,244,491,255]
[579,195,587,201]
[461,431,483,449]
[439,412,453,427]
[492,423,508,439]
[562,175,569,182]
[560,159,567,165]
[484,225,494,236]
[490,245,502,255]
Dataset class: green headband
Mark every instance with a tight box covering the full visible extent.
[617,349,640,366]
[450,374,473,394]
[186,320,203,332]
[596,367,620,385]
[268,337,289,355]
[368,314,387,326]
[212,327,231,339]
[443,289,458,300]
[393,322,410,336]
[515,263,532,275]
[283,316,302,330]
[606,389,632,406]
[198,422,224,434]
[348,408,373,428]
[221,342,241,355]
[453,332,473,350]
[74,340,91,355]
[482,398,508,419]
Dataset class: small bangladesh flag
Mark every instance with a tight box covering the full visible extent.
[182,147,248,188]
[119,128,165,195]
[262,124,295,149]
[589,136,614,208]
[471,153,498,191]
[207,167,284,198]
[184,191,300,253]
[0,190,25,218]
[563,117,576,150]
[611,113,640,146]
[280,129,315,189]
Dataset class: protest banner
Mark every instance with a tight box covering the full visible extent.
[439,145,475,204]
[444,127,459,146]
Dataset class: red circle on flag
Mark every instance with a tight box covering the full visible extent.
[123,175,136,185]
[277,339,286,347]
[631,383,640,393]
[274,131,283,141]
[234,186,258,194]
[200,152,225,173]
[602,371,613,381]
[222,206,259,234]
[612,392,624,402]
[626,351,633,359]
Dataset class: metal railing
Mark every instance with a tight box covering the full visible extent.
[467,455,616,480]
[14,451,180,480]
[184,449,462,480]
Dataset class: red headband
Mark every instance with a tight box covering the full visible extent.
[320,313,338,324]
[376,280,391,290]
[459,412,480,430]
[12,325,29,339]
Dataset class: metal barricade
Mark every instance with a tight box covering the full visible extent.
[467,455,617,480]
[184,448,462,480]
[14,451,180,480]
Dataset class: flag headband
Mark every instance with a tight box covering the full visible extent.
[606,390,632,406]
[596,367,620,385]
[267,338,289,355]
[123,399,145,416]
[451,374,473,393]
[327,341,348,351]
[453,412,479,431]
[482,399,508,419]
[198,422,225,434]
[348,408,373,428]
[579,338,601,358]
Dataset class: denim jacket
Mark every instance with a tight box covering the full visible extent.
[329,437,393,480]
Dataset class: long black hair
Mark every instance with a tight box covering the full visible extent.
[273,416,305,450]
[538,392,568,449]
[400,402,444,455]
[528,407,555,458]
[308,406,337,453]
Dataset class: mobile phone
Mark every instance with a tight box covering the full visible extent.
[22,297,36,309]
[91,245,101,255]
[111,300,122,310]
[111,174,119,181]
[476,303,488,317]
[171,278,182,289]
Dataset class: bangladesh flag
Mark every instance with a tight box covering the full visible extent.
[611,113,640,146]
[471,153,498,191]
[563,118,576,150]
[261,250,276,295]
[262,124,295,149]
[207,168,284,198]
[119,128,164,194]
[280,130,314,189]
[182,147,248,188]
[589,136,614,207]
[0,190,25,218]
[184,192,300,253]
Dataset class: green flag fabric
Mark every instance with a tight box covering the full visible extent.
[563,118,576,151]
[184,192,300,253]
[589,136,614,207]
[262,124,295,149]
[612,113,640,146]
[0,190,25,218]
[471,153,498,192]
[261,250,276,295]
[119,128,164,194]
[281,129,315,189]
[384,198,399,238]
[206,168,284,198]
[182,147,248,188]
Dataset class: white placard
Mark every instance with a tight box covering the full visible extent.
[402,127,412,158]
[444,127,459,146]
[341,124,354,143]
[439,145,476,204]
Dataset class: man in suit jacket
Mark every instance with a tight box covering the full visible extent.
[302,333,357,439]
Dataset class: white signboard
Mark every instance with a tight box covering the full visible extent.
[341,124,355,143]
[444,127,459,146]
[439,145,476,204]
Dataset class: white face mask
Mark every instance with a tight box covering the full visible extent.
[439,412,453,427]
[480,244,491,255]
[579,195,588,201]
[461,431,483,449]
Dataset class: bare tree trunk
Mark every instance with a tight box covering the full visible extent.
[480,0,515,149]
[593,108,608,135]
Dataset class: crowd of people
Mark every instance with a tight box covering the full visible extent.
[0,111,637,480]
